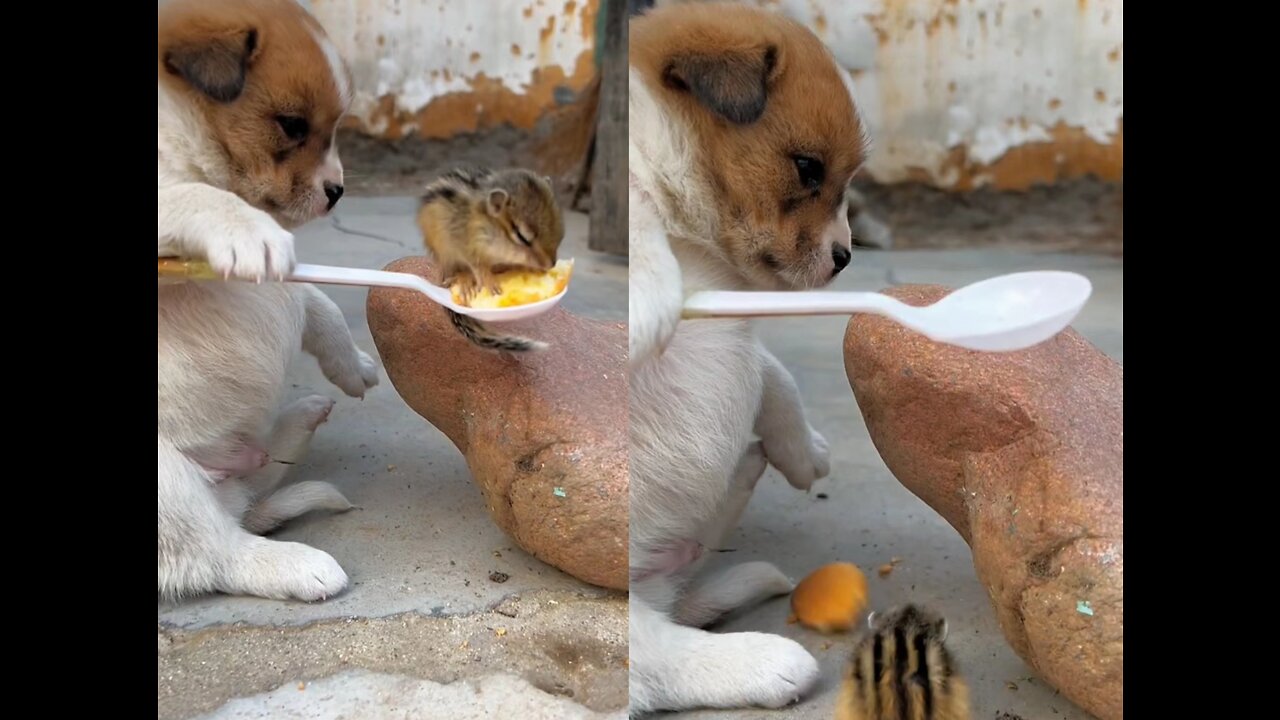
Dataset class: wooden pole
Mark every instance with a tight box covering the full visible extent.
[588,0,629,255]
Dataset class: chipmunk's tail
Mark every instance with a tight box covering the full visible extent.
[448,309,547,353]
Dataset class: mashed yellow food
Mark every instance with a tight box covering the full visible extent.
[451,259,574,309]
[788,562,869,633]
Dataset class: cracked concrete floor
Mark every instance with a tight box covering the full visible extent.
[670,249,1121,720]
[157,197,628,719]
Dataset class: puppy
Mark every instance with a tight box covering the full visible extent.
[628,2,868,712]
[158,0,378,601]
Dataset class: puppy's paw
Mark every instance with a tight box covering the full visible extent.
[355,350,380,390]
[290,395,336,432]
[203,208,296,282]
[276,544,348,602]
[327,349,379,398]
[764,425,830,491]
[710,633,820,708]
[226,540,349,602]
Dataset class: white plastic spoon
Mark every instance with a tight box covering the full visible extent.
[680,271,1092,352]
[157,259,569,323]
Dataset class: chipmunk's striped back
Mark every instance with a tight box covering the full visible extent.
[835,605,969,720]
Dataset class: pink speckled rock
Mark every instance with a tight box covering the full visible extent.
[368,257,628,590]
[844,284,1122,720]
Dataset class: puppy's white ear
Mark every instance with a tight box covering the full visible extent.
[662,44,778,125]
[163,28,260,103]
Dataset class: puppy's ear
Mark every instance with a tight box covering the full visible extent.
[662,45,777,125]
[163,28,260,103]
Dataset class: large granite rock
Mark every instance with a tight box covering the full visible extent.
[844,284,1122,720]
[368,257,628,590]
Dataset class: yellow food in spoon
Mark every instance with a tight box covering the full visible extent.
[450,259,574,309]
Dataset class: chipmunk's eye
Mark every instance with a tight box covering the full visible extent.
[514,226,533,246]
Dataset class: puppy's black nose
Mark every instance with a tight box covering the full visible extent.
[324,182,344,210]
[832,245,852,272]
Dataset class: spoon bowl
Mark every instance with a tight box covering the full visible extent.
[681,271,1092,352]
[910,271,1092,351]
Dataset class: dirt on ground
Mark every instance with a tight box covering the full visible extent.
[340,127,1123,255]
[158,591,628,720]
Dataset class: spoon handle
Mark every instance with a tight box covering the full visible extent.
[288,264,453,304]
[158,259,456,307]
[682,290,912,320]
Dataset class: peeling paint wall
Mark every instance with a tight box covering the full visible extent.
[713,0,1123,189]
[312,0,1121,190]
[312,0,598,140]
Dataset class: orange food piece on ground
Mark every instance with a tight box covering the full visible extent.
[450,259,574,309]
[788,562,869,633]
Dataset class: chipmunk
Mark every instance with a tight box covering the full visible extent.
[835,605,970,720]
[417,166,564,352]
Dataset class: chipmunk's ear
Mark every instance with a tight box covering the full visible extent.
[486,189,510,216]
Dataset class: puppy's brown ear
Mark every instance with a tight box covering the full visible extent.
[163,28,259,103]
[662,45,777,125]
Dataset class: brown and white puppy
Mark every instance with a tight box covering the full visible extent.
[628,3,867,713]
[158,0,378,602]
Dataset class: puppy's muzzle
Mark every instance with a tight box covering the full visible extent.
[324,182,345,211]
[832,245,851,273]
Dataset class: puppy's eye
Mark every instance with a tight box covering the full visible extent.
[792,155,825,190]
[513,226,533,246]
[275,115,310,142]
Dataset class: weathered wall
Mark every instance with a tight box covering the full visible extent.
[312,0,598,140]
[715,0,1123,190]
[311,0,1121,190]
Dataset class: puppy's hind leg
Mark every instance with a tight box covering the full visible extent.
[302,285,379,399]
[696,441,767,551]
[240,395,353,535]
[673,443,790,627]
[674,561,794,628]
[244,482,353,535]
[630,597,819,713]
[159,436,348,601]
[241,395,337,498]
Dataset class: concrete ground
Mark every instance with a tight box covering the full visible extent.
[158,194,1122,720]
[673,249,1122,720]
[157,197,629,720]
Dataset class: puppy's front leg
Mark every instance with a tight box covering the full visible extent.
[754,346,830,490]
[302,286,379,398]
[629,188,685,367]
[158,183,296,282]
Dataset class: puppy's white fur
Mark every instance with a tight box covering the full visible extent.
[157,57,377,599]
[628,59,854,711]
